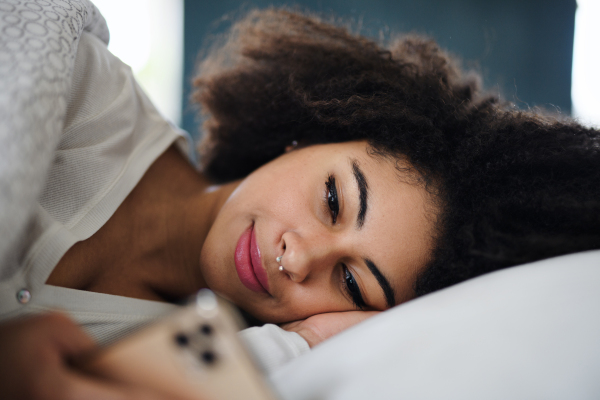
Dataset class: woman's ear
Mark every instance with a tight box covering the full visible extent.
[284,140,299,153]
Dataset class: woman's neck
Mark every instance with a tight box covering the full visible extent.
[130,146,240,300]
[47,145,240,302]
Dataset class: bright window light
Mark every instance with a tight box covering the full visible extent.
[93,0,183,125]
[571,0,600,128]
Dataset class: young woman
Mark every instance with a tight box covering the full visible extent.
[1,4,598,399]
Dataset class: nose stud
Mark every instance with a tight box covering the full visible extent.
[276,256,285,272]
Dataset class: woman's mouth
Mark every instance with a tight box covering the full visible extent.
[234,224,270,294]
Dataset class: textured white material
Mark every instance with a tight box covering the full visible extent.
[0,0,109,274]
[240,324,311,373]
[0,27,188,340]
[271,250,600,400]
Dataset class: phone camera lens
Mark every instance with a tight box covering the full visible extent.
[174,333,189,347]
[201,350,217,365]
[199,324,213,336]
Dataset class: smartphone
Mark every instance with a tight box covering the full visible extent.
[78,289,279,400]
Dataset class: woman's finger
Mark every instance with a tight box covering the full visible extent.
[59,371,186,400]
[40,312,97,357]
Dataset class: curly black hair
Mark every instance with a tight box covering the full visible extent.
[192,8,600,299]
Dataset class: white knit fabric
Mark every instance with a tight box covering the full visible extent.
[0,0,108,275]
[0,28,189,340]
[240,324,310,372]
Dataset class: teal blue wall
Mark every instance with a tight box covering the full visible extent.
[182,0,576,138]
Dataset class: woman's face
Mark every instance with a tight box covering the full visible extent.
[199,141,435,323]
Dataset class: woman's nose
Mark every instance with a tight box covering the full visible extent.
[279,230,337,283]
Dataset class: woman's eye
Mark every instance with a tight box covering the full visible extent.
[343,265,365,310]
[325,175,339,224]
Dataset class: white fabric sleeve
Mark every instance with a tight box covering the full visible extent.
[0,0,108,270]
[239,324,310,373]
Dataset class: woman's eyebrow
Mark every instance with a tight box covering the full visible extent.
[364,257,396,308]
[350,159,369,229]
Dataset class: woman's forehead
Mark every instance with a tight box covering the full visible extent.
[362,166,433,263]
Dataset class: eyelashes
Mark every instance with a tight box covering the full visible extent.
[325,175,339,224]
[324,174,365,309]
[342,264,366,310]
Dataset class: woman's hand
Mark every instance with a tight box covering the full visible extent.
[0,313,171,400]
[281,311,379,348]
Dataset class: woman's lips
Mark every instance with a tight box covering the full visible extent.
[234,224,269,294]
[250,226,270,292]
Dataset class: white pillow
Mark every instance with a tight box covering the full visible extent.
[270,250,600,400]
